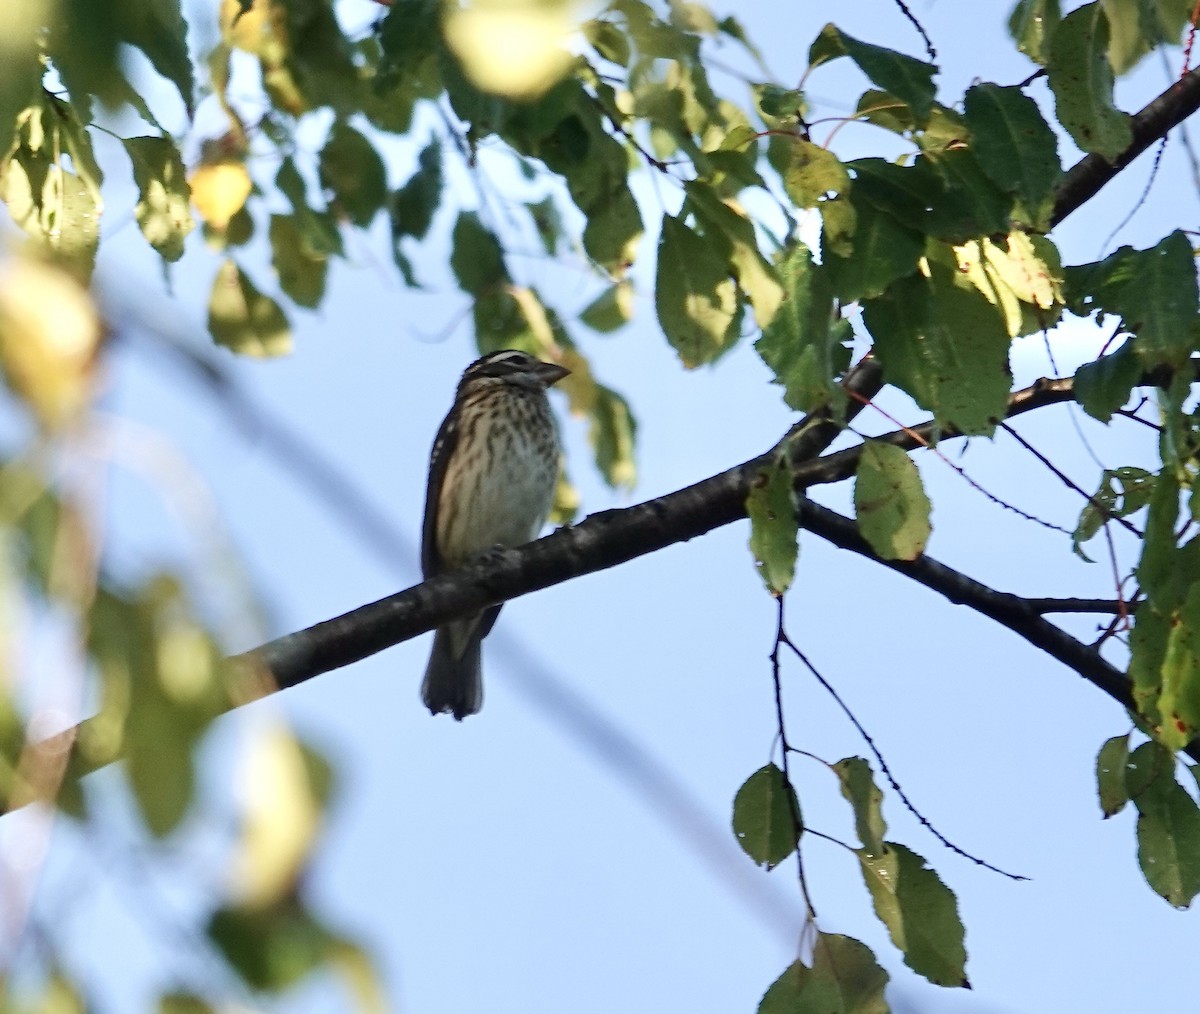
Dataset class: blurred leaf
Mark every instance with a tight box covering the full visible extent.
[755,245,850,412]
[589,384,637,489]
[208,899,332,991]
[1097,733,1131,817]
[391,140,443,244]
[855,442,931,561]
[1073,341,1141,421]
[232,724,330,908]
[0,256,101,429]
[159,993,214,1014]
[319,122,388,228]
[655,213,738,367]
[580,281,635,333]
[1047,3,1132,159]
[276,157,343,257]
[270,215,327,309]
[809,24,937,120]
[123,136,194,261]
[732,762,800,869]
[760,934,889,1014]
[746,456,798,597]
[0,11,44,158]
[208,260,293,358]
[451,211,507,295]
[1102,0,1195,74]
[1009,0,1062,63]
[1134,770,1200,907]
[445,0,575,100]
[189,160,252,232]
[859,842,968,986]
[120,0,195,114]
[963,83,1061,228]
[834,757,887,856]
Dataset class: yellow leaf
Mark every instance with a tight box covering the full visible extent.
[231,723,322,909]
[189,161,252,231]
[0,255,101,428]
[445,0,577,99]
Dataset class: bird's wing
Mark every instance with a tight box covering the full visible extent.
[421,407,459,578]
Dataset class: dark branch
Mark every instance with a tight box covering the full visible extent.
[794,498,1200,766]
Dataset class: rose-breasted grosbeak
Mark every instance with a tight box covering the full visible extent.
[421,349,570,719]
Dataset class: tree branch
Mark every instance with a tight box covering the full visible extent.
[794,499,1199,762]
[11,69,1200,812]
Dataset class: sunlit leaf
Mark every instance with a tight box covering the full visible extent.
[189,159,252,232]
[859,842,968,986]
[445,0,576,99]
[834,757,887,856]
[1009,0,1062,64]
[854,442,932,561]
[656,213,738,367]
[124,136,194,261]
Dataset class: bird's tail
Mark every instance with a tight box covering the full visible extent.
[421,626,483,720]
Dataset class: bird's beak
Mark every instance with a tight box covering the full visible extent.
[536,361,571,387]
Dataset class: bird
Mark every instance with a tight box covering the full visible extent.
[421,349,570,719]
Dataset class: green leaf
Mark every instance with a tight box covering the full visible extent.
[732,763,800,870]
[746,456,799,596]
[833,757,887,856]
[391,141,443,242]
[1097,733,1131,817]
[1134,771,1200,907]
[208,900,332,991]
[962,83,1061,226]
[579,281,634,333]
[754,245,850,412]
[684,181,783,328]
[120,0,195,114]
[276,158,343,257]
[759,934,890,1014]
[859,842,968,987]
[864,255,1013,436]
[451,211,507,295]
[809,24,937,121]
[655,213,739,367]
[824,202,924,303]
[1102,0,1194,74]
[270,215,328,309]
[208,260,293,358]
[318,121,388,228]
[1155,581,1200,749]
[854,442,932,561]
[1125,739,1174,799]
[123,136,194,262]
[1073,341,1141,421]
[1009,0,1062,64]
[777,139,851,208]
[589,384,637,489]
[1047,3,1132,159]
[1065,232,1200,368]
